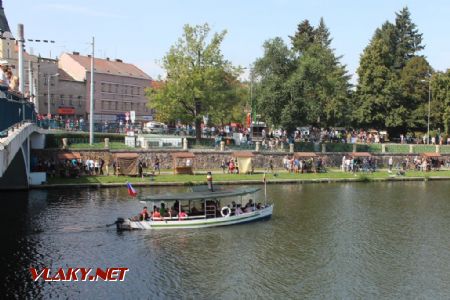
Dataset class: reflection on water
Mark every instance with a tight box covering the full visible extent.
[2,182,450,298]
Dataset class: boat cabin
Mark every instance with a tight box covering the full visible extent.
[141,187,264,221]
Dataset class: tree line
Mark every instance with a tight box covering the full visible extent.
[147,7,450,139]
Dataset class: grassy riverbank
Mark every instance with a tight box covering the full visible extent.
[44,169,450,186]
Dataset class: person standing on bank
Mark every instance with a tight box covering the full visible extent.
[388,156,393,173]
[154,156,160,175]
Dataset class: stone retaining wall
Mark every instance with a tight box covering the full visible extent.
[31,149,450,170]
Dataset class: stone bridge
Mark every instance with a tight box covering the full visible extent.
[0,122,46,189]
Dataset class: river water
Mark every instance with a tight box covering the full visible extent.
[1,182,450,299]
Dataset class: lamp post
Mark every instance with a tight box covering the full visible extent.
[47,73,59,118]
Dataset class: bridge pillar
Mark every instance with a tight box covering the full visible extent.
[0,147,29,190]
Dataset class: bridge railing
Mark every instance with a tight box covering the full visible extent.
[0,93,36,134]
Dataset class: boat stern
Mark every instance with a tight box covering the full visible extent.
[115,217,132,231]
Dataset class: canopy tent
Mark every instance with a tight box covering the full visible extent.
[57,152,81,160]
[349,152,372,157]
[294,152,317,158]
[115,153,139,176]
[143,187,260,202]
[172,152,195,174]
[233,151,254,174]
[421,152,441,158]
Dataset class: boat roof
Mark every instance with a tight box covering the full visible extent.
[143,187,260,201]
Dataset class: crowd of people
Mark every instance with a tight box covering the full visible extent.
[341,155,377,173]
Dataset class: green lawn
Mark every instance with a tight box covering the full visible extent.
[45,169,450,185]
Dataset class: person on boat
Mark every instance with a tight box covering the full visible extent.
[178,210,188,220]
[235,204,243,215]
[168,207,178,218]
[244,199,254,212]
[152,208,162,220]
[160,203,167,217]
[173,200,180,212]
[140,207,150,221]
[230,201,237,215]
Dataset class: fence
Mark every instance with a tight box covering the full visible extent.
[0,96,36,132]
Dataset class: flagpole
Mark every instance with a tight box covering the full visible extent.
[264,172,267,206]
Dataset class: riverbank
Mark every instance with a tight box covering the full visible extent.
[33,169,450,189]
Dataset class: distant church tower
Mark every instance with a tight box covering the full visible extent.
[0,0,11,33]
[0,0,16,60]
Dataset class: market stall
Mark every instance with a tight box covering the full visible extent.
[172,152,195,175]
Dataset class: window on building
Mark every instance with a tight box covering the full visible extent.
[44,75,48,86]
[69,95,73,106]
[101,101,105,109]
[101,83,106,92]
[137,87,141,95]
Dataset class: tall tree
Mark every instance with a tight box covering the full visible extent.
[431,70,450,133]
[355,7,430,134]
[253,37,296,128]
[314,17,332,48]
[289,20,315,53]
[146,24,242,140]
[255,18,351,133]
[394,7,424,70]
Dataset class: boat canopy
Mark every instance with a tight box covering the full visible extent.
[142,187,260,201]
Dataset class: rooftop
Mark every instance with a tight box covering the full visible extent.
[66,53,152,80]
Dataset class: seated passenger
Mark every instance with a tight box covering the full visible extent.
[152,208,162,220]
[244,205,253,213]
[173,200,180,212]
[168,207,178,218]
[178,210,188,220]
[140,206,149,220]
[160,203,167,217]
[235,204,243,215]
[244,199,254,211]
[230,201,237,215]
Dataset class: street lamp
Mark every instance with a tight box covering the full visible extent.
[421,79,431,144]
[47,73,59,118]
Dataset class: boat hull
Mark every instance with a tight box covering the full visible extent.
[117,205,273,230]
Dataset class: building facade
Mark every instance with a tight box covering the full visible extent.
[59,52,153,122]
[36,57,86,118]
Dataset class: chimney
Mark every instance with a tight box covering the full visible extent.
[73,51,79,55]
[106,57,110,61]
[87,55,91,58]
[115,59,122,63]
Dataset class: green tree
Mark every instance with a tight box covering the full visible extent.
[431,70,450,133]
[394,7,424,70]
[290,20,315,53]
[253,37,296,128]
[254,19,351,133]
[146,23,242,140]
[355,7,430,135]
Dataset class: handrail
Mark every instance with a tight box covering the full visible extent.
[0,120,35,140]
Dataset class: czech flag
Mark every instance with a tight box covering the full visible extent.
[127,182,137,197]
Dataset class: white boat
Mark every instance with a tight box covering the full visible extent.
[116,187,273,230]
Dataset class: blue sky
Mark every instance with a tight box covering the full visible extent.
[5,0,450,82]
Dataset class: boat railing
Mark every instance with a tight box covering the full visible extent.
[151,215,207,221]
